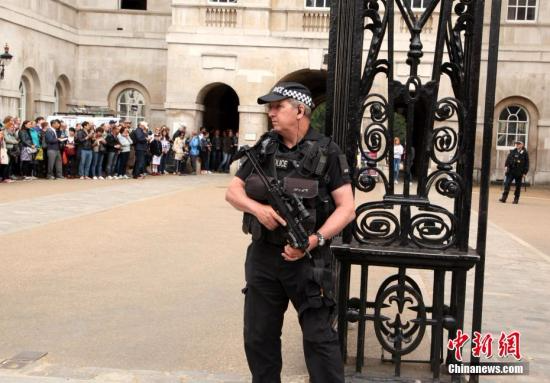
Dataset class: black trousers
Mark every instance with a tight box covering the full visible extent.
[503,173,523,199]
[133,150,146,177]
[243,240,344,383]
[117,152,130,176]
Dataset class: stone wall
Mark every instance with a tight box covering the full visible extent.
[1,0,550,182]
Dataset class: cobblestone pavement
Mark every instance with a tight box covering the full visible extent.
[0,176,548,382]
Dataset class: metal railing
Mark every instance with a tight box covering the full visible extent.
[303,11,330,32]
[205,7,237,28]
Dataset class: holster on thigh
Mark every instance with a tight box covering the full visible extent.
[297,247,337,338]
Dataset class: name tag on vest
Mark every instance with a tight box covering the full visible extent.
[275,158,289,169]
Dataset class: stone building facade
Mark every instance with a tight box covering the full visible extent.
[0,0,549,183]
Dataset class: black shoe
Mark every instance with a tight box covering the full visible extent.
[513,199,519,204]
[499,198,506,203]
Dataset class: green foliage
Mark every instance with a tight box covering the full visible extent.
[310,105,405,141]
[393,112,406,142]
[310,102,326,135]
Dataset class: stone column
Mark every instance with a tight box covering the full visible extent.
[230,104,268,174]
[164,103,204,135]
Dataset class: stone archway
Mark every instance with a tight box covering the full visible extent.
[55,74,71,113]
[277,69,328,134]
[197,83,240,133]
[20,67,41,119]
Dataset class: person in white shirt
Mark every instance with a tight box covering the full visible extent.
[116,126,133,178]
[393,137,404,184]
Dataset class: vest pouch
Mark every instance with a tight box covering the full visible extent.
[244,173,271,202]
[283,177,319,234]
[283,177,318,198]
[242,212,264,241]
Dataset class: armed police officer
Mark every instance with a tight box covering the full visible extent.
[225,82,355,383]
[499,140,529,204]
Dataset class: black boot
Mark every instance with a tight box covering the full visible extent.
[513,197,519,204]
[499,191,508,203]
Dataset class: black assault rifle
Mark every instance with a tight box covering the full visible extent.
[234,145,312,258]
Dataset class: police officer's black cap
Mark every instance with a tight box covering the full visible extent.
[257,82,315,108]
[514,140,524,145]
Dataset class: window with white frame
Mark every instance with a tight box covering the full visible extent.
[18,81,26,120]
[497,105,529,148]
[411,0,432,10]
[305,0,330,9]
[117,89,146,127]
[507,0,537,21]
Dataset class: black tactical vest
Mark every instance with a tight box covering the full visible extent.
[243,130,335,245]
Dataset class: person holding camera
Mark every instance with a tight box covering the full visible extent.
[116,126,133,179]
[132,121,149,179]
[172,130,187,175]
[105,125,121,179]
[200,130,212,174]
[76,121,94,179]
[44,119,64,180]
[91,126,107,180]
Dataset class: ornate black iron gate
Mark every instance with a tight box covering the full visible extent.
[325,0,502,381]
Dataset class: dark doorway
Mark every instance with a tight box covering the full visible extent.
[202,84,239,133]
[394,96,429,181]
[121,0,147,10]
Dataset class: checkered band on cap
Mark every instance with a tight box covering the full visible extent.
[272,86,314,108]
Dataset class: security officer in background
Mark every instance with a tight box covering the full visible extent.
[225,82,355,383]
[499,140,529,204]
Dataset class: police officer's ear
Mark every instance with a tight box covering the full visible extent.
[296,105,304,120]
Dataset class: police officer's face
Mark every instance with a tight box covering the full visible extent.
[516,143,524,150]
[267,99,300,134]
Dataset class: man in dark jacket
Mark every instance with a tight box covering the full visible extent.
[76,121,94,178]
[210,129,222,172]
[132,121,149,179]
[104,126,121,179]
[500,140,529,204]
[45,119,64,179]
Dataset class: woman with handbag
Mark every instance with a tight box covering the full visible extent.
[172,131,186,175]
[18,120,37,180]
[0,130,11,183]
[3,117,20,180]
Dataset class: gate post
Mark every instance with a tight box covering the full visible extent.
[326,1,502,380]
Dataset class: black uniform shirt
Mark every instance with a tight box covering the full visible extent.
[236,128,351,194]
[505,148,529,176]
